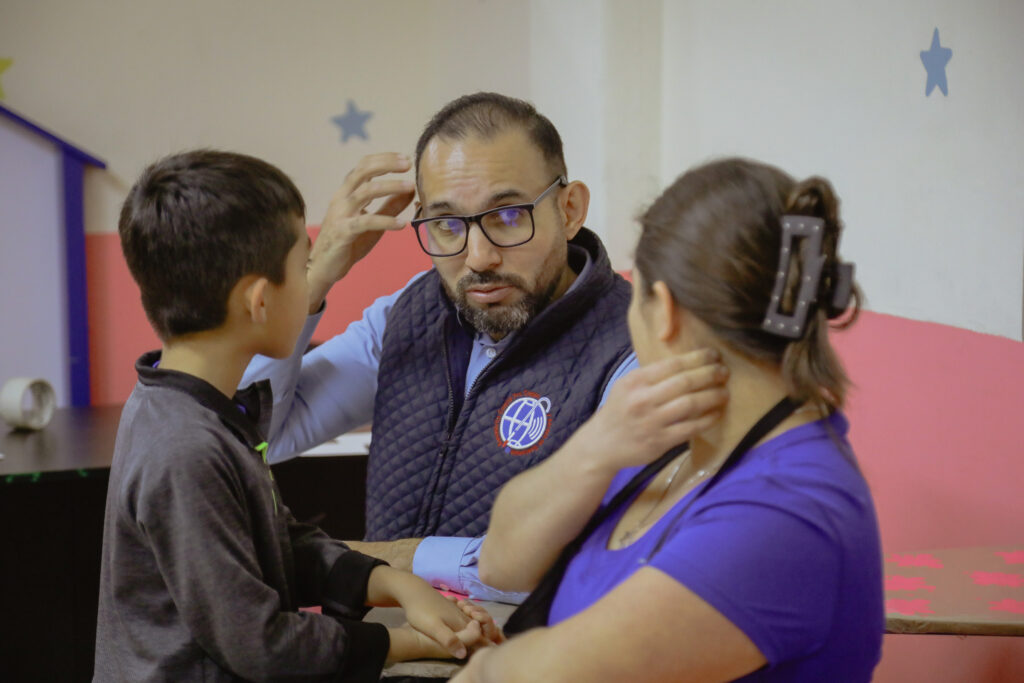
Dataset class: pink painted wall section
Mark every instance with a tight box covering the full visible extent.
[831,312,1023,551]
[85,226,430,405]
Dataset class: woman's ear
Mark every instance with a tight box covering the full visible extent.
[650,280,681,344]
[560,180,590,241]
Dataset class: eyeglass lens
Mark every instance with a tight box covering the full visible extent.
[420,207,533,256]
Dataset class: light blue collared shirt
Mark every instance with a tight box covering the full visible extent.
[244,245,637,603]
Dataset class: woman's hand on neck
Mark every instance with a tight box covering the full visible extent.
[690,349,821,470]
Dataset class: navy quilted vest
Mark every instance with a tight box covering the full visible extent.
[365,228,633,540]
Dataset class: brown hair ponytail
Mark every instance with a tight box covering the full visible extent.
[779,177,861,407]
[634,158,861,410]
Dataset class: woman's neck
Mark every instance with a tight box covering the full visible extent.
[688,354,821,473]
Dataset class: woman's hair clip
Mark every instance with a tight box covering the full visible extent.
[827,262,855,318]
[762,216,827,339]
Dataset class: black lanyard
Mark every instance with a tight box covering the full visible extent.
[645,395,799,560]
[504,396,800,636]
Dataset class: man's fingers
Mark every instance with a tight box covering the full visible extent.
[345,212,408,235]
[345,179,415,214]
[376,187,416,218]
[338,153,412,195]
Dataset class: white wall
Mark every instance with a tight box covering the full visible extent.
[659,0,1024,340]
[1,0,1021,339]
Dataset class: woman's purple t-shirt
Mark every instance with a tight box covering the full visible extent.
[547,413,884,682]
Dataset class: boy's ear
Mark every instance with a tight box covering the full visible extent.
[243,276,271,324]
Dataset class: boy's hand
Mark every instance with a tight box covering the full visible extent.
[449,596,504,645]
[369,566,474,659]
[385,622,477,663]
[400,578,476,659]
[308,153,415,312]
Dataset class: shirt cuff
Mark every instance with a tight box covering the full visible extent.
[413,536,529,605]
[412,536,475,593]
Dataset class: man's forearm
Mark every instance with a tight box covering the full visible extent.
[346,538,422,571]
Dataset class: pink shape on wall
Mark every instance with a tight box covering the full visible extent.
[887,553,944,568]
[989,599,1024,615]
[831,312,1024,554]
[885,575,936,591]
[886,598,935,615]
[970,571,1024,588]
[996,551,1024,564]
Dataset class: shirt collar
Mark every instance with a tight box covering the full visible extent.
[135,350,273,450]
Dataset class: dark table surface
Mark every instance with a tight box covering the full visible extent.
[0,404,123,479]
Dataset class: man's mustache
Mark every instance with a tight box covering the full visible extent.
[456,271,527,295]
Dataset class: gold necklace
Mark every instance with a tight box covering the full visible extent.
[615,452,713,547]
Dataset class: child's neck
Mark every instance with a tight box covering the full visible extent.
[158,334,251,400]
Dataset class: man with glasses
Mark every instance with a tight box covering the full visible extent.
[246,93,647,601]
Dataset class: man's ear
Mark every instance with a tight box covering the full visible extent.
[560,180,590,241]
[651,280,681,344]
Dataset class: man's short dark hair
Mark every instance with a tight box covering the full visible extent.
[414,92,567,182]
[118,149,305,340]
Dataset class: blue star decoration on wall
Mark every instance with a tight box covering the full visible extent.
[920,28,952,97]
[332,100,373,142]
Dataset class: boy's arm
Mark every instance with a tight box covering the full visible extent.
[140,448,389,681]
[288,515,488,664]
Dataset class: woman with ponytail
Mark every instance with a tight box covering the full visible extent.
[453,158,884,682]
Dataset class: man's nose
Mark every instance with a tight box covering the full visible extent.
[464,223,501,272]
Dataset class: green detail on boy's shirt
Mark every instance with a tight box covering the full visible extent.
[255,441,277,513]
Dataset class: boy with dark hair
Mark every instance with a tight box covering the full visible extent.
[95,149,487,682]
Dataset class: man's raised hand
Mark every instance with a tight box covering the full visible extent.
[307,153,416,312]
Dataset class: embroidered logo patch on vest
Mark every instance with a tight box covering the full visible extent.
[494,391,553,456]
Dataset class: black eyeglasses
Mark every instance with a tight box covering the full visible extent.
[411,176,567,257]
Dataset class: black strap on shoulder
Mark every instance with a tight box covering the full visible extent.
[503,442,688,635]
[504,396,800,635]
[645,396,799,559]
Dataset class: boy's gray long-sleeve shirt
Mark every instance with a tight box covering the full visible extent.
[94,352,389,682]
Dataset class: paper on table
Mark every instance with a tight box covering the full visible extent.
[300,431,372,457]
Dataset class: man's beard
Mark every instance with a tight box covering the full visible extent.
[443,253,564,339]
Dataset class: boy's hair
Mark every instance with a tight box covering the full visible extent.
[119,149,305,340]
